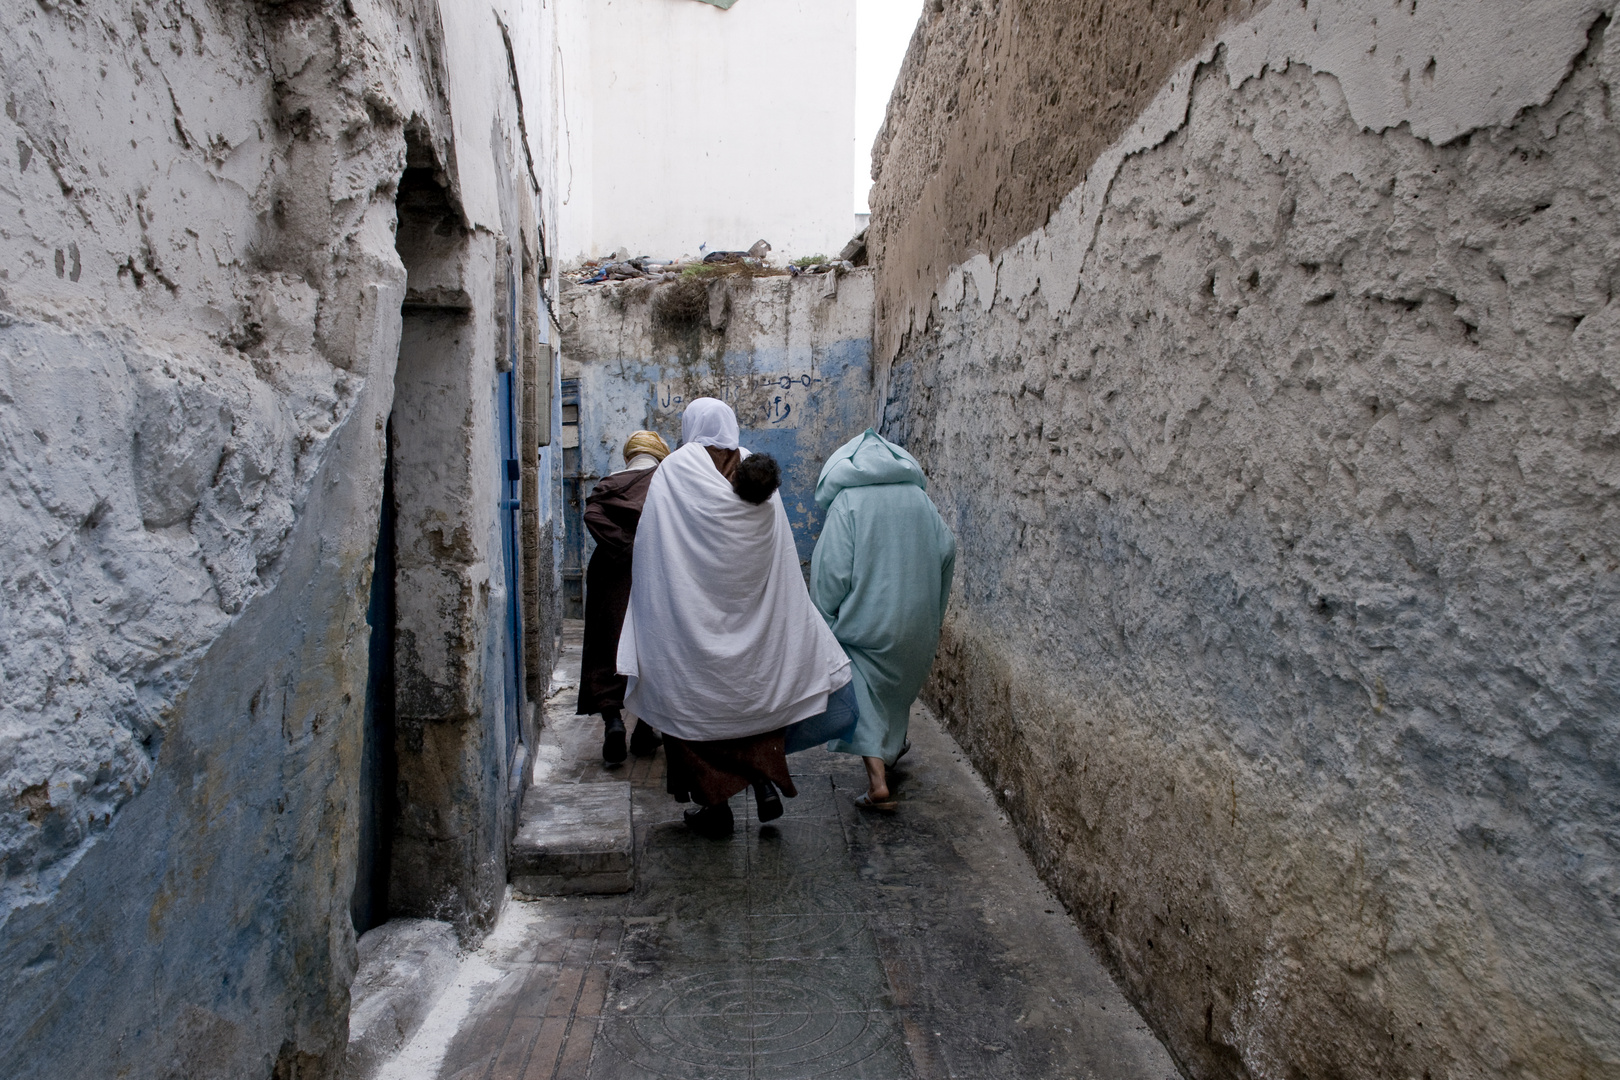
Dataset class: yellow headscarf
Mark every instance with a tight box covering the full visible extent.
[622,429,671,464]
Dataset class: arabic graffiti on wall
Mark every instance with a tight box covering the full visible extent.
[654,371,825,428]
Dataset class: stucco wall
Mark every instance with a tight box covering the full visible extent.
[868,0,1262,365]
[872,1,1620,1078]
[560,270,875,564]
[0,1,561,1075]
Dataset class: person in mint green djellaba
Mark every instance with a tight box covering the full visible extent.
[810,429,955,810]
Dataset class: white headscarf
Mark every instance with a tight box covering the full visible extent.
[681,397,740,449]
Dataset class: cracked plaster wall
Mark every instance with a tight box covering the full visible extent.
[873,1,1620,1078]
[0,1,561,1076]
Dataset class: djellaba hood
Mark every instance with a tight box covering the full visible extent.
[813,429,927,508]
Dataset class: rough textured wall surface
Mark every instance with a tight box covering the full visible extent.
[387,227,513,940]
[0,0,558,1075]
[0,5,425,1075]
[561,271,875,564]
[867,0,1262,364]
[874,1,1620,1077]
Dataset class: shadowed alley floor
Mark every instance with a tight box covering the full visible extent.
[378,624,1180,1080]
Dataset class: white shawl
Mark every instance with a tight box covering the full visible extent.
[617,441,852,741]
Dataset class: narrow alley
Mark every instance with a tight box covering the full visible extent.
[4,1,1616,1078]
[367,625,1178,1080]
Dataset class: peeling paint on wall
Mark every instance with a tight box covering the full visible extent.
[873,1,1620,1077]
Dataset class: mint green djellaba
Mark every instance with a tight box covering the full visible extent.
[810,430,956,766]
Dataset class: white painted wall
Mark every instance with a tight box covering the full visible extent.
[556,0,595,270]
[437,2,556,242]
[559,0,856,263]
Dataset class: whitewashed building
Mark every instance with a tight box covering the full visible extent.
[558,0,860,263]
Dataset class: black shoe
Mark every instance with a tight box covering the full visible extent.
[629,719,663,757]
[753,779,784,823]
[893,739,912,766]
[602,714,627,765]
[683,802,735,838]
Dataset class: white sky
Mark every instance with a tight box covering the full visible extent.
[854,0,924,215]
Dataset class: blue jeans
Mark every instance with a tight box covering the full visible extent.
[783,682,859,755]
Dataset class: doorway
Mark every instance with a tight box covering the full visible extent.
[352,417,396,935]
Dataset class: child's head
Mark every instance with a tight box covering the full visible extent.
[732,453,781,505]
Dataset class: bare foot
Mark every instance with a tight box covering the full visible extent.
[863,756,889,803]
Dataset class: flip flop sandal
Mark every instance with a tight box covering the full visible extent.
[854,792,898,811]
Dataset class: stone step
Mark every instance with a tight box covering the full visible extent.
[510,781,634,896]
[344,918,460,1080]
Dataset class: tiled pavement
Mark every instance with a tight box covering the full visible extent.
[388,625,1181,1080]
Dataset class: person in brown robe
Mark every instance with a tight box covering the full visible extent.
[577,429,670,764]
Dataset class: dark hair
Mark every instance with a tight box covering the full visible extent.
[732,453,781,505]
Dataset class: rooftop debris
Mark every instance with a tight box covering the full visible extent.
[838,226,868,267]
[704,239,772,263]
[566,234,862,287]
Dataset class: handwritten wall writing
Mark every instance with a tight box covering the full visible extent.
[652,372,824,429]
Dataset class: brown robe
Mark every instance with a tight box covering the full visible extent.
[576,465,658,716]
[664,730,798,806]
[661,445,797,806]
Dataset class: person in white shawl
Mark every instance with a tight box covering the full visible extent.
[618,398,853,836]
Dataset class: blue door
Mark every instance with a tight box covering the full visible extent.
[496,276,524,764]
